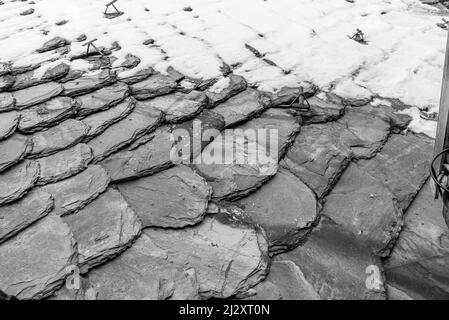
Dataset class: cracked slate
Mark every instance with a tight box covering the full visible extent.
[194,131,278,201]
[281,123,352,198]
[225,169,317,254]
[117,165,211,228]
[138,90,207,123]
[385,180,449,300]
[18,97,80,133]
[82,98,136,140]
[212,88,271,128]
[52,216,268,300]
[0,160,39,205]
[0,188,53,244]
[63,70,117,97]
[130,74,177,100]
[87,100,162,162]
[336,106,391,159]
[356,133,432,211]
[277,216,386,300]
[0,111,19,140]
[30,119,89,158]
[0,133,33,173]
[62,188,141,273]
[0,215,76,299]
[36,143,93,185]
[76,82,129,117]
[141,216,269,299]
[101,109,225,182]
[43,164,110,216]
[12,82,64,109]
[247,260,320,300]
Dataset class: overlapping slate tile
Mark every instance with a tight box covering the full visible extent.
[101,110,225,182]
[82,98,136,140]
[139,216,269,299]
[281,123,352,198]
[322,163,401,256]
[12,82,63,110]
[76,82,129,117]
[117,165,211,228]
[205,75,247,107]
[356,133,432,211]
[0,134,32,173]
[100,125,174,182]
[130,74,177,100]
[0,93,15,112]
[356,103,412,133]
[117,67,155,85]
[0,188,53,244]
[36,37,70,53]
[0,215,76,299]
[195,131,278,201]
[36,144,93,185]
[212,88,271,127]
[227,169,317,254]
[277,217,385,300]
[119,54,141,69]
[0,160,39,205]
[0,111,19,140]
[385,181,449,300]
[336,106,391,159]
[18,97,80,133]
[58,233,200,300]
[30,119,89,158]
[62,188,141,273]
[54,217,268,300]
[322,132,432,257]
[63,70,117,97]
[87,101,162,162]
[11,62,70,91]
[139,90,207,123]
[43,165,110,216]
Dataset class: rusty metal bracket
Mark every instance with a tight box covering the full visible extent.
[104,0,123,18]
[278,87,311,110]
[82,38,104,56]
[348,28,366,44]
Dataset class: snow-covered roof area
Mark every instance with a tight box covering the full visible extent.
[0,0,446,137]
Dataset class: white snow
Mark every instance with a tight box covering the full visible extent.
[397,107,438,137]
[208,77,231,94]
[0,0,447,137]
